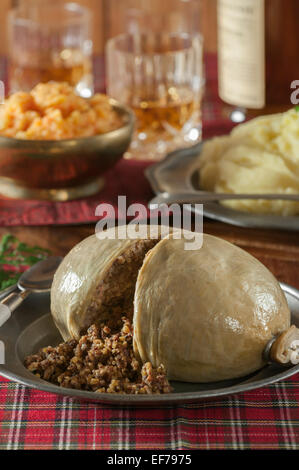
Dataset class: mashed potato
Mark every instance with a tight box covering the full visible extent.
[199,109,299,216]
[0,82,123,140]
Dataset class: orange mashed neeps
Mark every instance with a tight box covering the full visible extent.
[0,82,123,140]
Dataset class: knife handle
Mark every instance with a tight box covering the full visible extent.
[1,290,30,313]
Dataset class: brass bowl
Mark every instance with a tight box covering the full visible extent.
[0,100,134,201]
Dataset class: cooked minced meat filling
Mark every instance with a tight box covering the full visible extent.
[81,239,158,333]
[24,318,172,394]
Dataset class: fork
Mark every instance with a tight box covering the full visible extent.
[148,191,299,208]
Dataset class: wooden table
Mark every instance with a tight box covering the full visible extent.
[1,220,298,290]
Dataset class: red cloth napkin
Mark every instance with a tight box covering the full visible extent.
[0,159,153,226]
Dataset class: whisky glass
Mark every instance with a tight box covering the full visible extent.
[106,2,203,160]
[7,1,94,97]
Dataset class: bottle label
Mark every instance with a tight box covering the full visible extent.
[218,0,265,109]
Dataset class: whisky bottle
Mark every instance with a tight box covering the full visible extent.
[217,0,299,122]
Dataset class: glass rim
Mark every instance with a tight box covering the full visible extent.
[8,2,91,27]
[106,31,203,56]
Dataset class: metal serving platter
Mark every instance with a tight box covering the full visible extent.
[0,283,298,405]
[146,141,299,231]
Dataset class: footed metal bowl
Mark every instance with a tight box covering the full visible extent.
[0,99,134,201]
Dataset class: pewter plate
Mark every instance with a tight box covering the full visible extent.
[0,283,298,405]
[146,142,299,231]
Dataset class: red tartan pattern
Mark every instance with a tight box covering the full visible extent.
[0,376,298,449]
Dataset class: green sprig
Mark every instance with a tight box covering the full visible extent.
[0,234,51,290]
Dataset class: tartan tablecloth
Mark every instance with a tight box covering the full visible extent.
[0,376,298,450]
[0,54,298,450]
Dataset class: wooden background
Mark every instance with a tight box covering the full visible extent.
[0,0,218,56]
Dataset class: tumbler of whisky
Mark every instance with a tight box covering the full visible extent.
[106,31,204,161]
[7,1,94,98]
